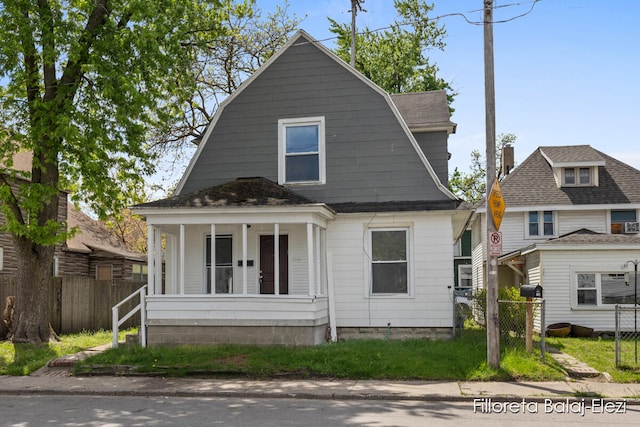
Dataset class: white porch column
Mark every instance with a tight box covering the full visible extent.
[147,225,155,295]
[179,224,185,295]
[307,222,315,296]
[315,226,322,296]
[210,224,216,294]
[242,223,248,295]
[154,227,162,295]
[274,223,280,296]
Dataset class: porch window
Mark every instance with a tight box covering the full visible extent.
[278,117,325,184]
[527,210,554,238]
[370,228,408,294]
[576,272,635,306]
[206,235,233,294]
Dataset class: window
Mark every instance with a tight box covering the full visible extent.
[563,167,592,186]
[132,264,148,282]
[96,265,113,281]
[457,264,472,289]
[278,117,325,184]
[576,272,636,306]
[527,211,554,237]
[611,210,638,234]
[205,235,233,294]
[370,229,409,294]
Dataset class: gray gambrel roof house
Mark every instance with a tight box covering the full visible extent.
[131,30,470,346]
[499,145,640,207]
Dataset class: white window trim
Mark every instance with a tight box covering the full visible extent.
[0,247,3,271]
[562,166,597,187]
[278,116,326,185]
[571,266,636,309]
[365,226,413,298]
[204,233,234,294]
[457,264,473,289]
[524,210,557,239]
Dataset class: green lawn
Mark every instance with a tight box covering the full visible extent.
[546,336,640,383]
[0,329,131,376]
[73,329,566,381]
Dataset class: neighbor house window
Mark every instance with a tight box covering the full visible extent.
[458,264,472,289]
[206,235,233,294]
[563,167,591,186]
[576,272,635,306]
[96,265,113,280]
[278,117,325,184]
[370,228,409,294]
[611,210,638,234]
[527,211,555,237]
[132,264,148,282]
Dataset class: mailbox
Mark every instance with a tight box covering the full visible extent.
[520,284,543,298]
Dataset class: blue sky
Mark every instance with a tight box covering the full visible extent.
[257,0,640,173]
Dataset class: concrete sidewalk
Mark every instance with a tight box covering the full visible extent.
[1,373,640,402]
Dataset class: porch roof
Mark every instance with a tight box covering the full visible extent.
[135,177,325,209]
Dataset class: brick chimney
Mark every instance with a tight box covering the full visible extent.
[501,144,514,177]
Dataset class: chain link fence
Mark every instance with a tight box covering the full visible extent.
[454,288,546,361]
[615,305,640,368]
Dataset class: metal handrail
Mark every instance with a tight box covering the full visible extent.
[112,285,147,348]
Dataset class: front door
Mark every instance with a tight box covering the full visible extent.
[259,235,288,294]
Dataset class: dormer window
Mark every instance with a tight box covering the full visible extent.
[563,167,592,186]
[278,117,326,185]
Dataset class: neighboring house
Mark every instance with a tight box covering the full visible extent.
[0,150,146,281]
[132,30,471,346]
[454,230,472,291]
[470,145,640,331]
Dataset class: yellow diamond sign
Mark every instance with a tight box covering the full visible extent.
[488,178,505,230]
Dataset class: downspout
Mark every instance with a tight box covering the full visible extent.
[327,250,337,342]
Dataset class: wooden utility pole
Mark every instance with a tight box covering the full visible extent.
[350,0,365,67]
[484,0,500,368]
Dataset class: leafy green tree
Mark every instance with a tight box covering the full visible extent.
[150,0,302,156]
[449,133,517,204]
[0,0,238,343]
[329,0,455,104]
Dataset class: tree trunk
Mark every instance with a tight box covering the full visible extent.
[12,238,55,343]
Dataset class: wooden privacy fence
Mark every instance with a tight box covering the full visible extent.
[0,275,144,335]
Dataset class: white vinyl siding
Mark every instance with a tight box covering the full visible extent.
[327,213,454,328]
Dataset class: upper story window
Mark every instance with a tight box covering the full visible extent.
[527,210,555,238]
[611,210,639,234]
[562,167,593,186]
[278,117,325,185]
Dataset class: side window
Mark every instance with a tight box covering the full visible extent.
[132,264,148,282]
[96,265,113,281]
[611,210,638,234]
[527,211,554,238]
[278,117,325,185]
[370,228,409,294]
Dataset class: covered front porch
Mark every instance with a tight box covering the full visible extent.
[134,179,336,345]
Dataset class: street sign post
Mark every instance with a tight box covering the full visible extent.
[488,178,505,230]
[489,231,502,256]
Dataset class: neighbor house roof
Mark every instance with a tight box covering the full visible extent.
[499,145,640,207]
[519,228,640,254]
[66,205,145,260]
[390,91,456,133]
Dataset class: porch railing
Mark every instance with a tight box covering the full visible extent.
[112,285,147,348]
